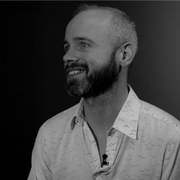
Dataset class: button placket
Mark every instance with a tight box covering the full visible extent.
[105,129,119,166]
[92,166,111,180]
[83,121,101,170]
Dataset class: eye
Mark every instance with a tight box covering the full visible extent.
[64,44,70,52]
[79,42,90,50]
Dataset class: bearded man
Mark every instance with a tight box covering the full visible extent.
[28,4,180,180]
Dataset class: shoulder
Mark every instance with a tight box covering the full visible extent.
[45,104,78,129]
[140,100,180,128]
[37,103,79,142]
[139,100,180,139]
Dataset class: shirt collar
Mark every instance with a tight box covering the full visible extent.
[73,98,84,124]
[112,85,141,140]
[72,85,141,140]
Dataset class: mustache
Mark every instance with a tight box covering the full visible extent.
[64,62,89,72]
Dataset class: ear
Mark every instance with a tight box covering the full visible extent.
[115,42,135,67]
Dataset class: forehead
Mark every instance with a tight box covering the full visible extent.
[65,10,113,46]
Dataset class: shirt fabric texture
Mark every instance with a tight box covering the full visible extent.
[28,86,180,180]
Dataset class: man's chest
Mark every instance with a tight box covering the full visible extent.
[49,124,164,180]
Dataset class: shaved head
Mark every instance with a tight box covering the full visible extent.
[73,4,138,54]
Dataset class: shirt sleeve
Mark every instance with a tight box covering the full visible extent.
[162,129,180,180]
[27,122,51,180]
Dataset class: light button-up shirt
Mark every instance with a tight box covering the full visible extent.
[28,86,180,180]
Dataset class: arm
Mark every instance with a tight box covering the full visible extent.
[162,130,180,180]
[27,123,51,180]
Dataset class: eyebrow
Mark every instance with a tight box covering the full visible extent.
[74,37,95,44]
[63,36,96,46]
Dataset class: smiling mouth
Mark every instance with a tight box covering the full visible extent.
[67,69,85,77]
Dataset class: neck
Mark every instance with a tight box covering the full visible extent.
[83,82,128,133]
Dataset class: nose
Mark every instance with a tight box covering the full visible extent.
[63,49,79,64]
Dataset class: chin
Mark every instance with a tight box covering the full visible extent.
[66,79,87,97]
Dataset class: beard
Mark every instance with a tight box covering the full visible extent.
[65,49,121,99]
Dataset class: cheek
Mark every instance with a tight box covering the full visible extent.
[81,48,112,73]
[89,52,108,64]
[80,54,100,73]
[87,59,100,72]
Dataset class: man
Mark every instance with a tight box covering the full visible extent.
[28,4,180,180]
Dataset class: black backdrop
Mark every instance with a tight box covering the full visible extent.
[4,1,180,179]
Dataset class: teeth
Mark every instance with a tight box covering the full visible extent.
[68,70,83,76]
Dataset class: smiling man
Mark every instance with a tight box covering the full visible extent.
[28,4,180,180]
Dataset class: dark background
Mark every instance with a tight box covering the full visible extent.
[4,1,180,179]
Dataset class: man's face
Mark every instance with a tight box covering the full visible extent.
[63,10,121,98]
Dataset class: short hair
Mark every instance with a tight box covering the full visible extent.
[73,4,138,55]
